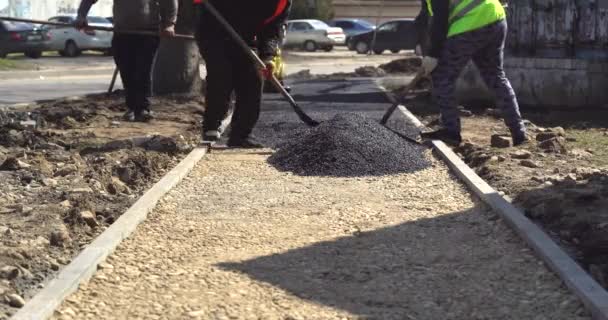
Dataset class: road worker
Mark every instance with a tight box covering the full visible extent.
[194,0,291,148]
[76,0,178,122]
[419,0,528,146]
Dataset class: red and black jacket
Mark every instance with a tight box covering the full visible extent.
[195,0,291,61]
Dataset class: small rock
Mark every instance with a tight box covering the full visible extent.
[79,211,98,228]
[565,173,578,183]
[59,200,71,208]
[0,266,19,280]
[531,176,545,183]
[510,150,532,159]
[491,134,511,148]
[0,158,30,171]
[459,109,473,117]
[553,168,560,174]
[497,155,507,162]
[520,160,542,168]
[6,293,25,308]
[107,177,130,195]
[538,137,567,153]
[489,156,499,162]
[536,132,559,142]
[49,225,71,247]
[54,164,78,177]
[20,206,33,216]
[110,121,121,128]
[41,178,58,187]
[550,127,566,136]
[50,260,60,271]
[70,187,93,194]
[569,148,593,159]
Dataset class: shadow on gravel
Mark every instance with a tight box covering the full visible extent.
[218,206,577,319]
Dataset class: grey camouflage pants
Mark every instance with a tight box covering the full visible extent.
[432,19,525,138]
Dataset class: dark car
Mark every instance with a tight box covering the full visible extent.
[328,19,375,49]
[348,19,419,55]
[0,20,49,58]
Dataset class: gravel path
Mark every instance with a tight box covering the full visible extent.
[51,80,589,319]
[52,149,587,319]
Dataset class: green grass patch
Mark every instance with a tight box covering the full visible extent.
[569,129,608,167]
[0,58,35,70]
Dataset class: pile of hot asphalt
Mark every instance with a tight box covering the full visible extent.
[268,113,430,177]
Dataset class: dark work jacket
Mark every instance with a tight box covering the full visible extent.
[196,0,291,61]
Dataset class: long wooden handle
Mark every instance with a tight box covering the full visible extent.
[0,16,195,40]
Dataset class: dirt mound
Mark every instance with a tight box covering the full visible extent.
[379,57,422,74]
[268,113,430,177]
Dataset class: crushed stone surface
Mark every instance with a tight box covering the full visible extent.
[53,150,588,320]
[268,113,430,177]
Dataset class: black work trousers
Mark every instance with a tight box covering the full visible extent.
[112,34,160,112]
[199,42,263,141]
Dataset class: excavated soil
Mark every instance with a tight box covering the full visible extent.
[399,92,608,291]
[0,93,204,319]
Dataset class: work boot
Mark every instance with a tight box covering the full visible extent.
[420,128,462,146]
[135,109,154,122]
[227,136,264,148]
[123,110,136,122]
[202,130,221,143]
[512,133,530,146]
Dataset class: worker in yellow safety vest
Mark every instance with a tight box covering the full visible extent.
[419,0,528,146]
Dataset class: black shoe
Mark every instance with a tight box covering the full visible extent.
[420,128,462,146]
[202,130,221,143]
[227,137,264,148]
[513,133,530,146]
[123,110,136,122]
[135,109,154,122]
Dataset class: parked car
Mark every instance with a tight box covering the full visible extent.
[349,19,419,55]
[284,19,346,52]
[43,15,113,57]
[0,20,48,58]
[328,18,375,49]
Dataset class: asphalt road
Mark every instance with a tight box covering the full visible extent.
[0,48,408,105]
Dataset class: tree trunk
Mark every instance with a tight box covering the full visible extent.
[153,0,203,95]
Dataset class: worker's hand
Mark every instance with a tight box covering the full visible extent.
[160,25,176,38]
[415,44,422,56]
[260,61,275,80]
[74,16,88,30]
[421,56,438,75]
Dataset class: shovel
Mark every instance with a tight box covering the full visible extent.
[201,2,319,127]
[379,71,428,145]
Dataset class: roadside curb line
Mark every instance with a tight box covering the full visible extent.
[11,147,209,320]
[1,92,111,110]
[395,105,608,320]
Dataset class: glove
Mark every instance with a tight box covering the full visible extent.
[160,24,176,38]
[421,56,438,75]
[415,45,422,56]
[74,16,88,30]
[260,60,276,80]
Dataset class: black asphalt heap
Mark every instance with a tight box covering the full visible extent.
[268,113,430,177]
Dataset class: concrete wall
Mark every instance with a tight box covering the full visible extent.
[333,0,421,23]
[455,58,608,109]
[0,0,113,20]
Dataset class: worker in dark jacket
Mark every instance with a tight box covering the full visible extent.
[419,0,528,146]
[76,0,178,122]
[195,0,291,148]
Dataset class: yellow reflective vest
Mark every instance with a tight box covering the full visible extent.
[426,0,506,37]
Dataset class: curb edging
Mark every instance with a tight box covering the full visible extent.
[396,105,608,320]
[11,147,209,320]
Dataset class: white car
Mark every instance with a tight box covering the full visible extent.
[284,19,346,52]
[43,15,113,57]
